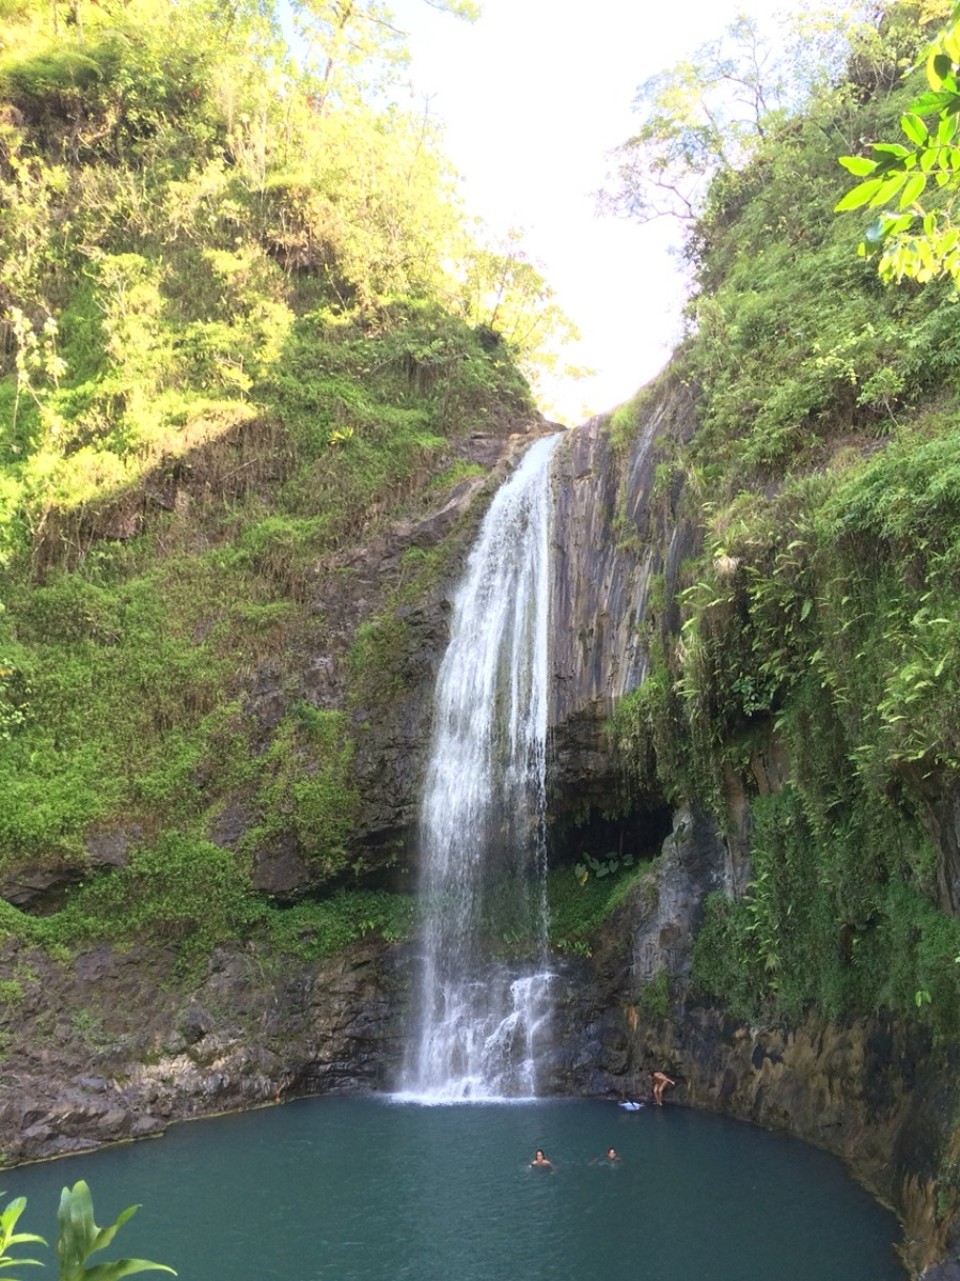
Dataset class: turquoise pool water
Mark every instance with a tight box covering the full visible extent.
[4,1095,906,1280]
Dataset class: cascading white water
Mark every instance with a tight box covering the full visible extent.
[401,432,561,1102]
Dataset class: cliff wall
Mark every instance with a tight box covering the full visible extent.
[547,380,697,818]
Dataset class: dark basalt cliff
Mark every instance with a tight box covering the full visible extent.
[547,382,696,832]
[3,379,959,1279]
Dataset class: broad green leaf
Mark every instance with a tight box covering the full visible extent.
[901,113,929,145]
[939,113,959,143]
[835,177,885,211]
[910,90,957,113]
[838,154,877,176]
[870,172,908,206]
[885,213,914,235]
[82,1261,176,1281]
[0,1195,46,1266]
[871,142,910,159]
[932,52,954,88]
[57,1184,175,1281]
[899,172,927,208]
[90,1204,139,1256]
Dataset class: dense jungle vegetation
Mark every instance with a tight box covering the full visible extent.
[0,0,575,964]
[611,1,960,1036]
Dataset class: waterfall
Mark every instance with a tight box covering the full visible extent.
[401,432,561,1102]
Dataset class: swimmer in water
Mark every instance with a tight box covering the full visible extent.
[530,1148,554,1169]
[590,1146,621,1166]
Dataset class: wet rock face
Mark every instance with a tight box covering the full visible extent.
[0,935,413,1168]
[628,806,733,984]
[0,827,139,915]
[547,386,698,834]
[550,418,656,726]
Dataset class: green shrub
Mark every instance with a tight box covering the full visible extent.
[246,706,359,885]
[637,967,671,1021]
[43,834,261,960]
[547,861,647,955]
[261,890,416,960]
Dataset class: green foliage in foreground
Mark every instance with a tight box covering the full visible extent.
[0,1191,44,1277]
[837,4,960,288]
[56,1181,174,1281]
[0,1182,173,1281]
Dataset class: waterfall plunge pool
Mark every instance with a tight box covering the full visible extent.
[6,1095,905,1280]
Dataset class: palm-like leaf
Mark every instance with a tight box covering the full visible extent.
[56,1184,175,1281]
[0,1192,46,1281]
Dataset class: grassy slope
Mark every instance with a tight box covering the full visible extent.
[0,0,534,963]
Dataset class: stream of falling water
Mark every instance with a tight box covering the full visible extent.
[400,433,561,1101]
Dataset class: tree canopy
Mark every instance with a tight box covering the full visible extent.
[598,1,945,227]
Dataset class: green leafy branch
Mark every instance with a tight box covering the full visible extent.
[836,7,960,286]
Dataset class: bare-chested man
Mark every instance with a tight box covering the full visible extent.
[651,1070,676,1106]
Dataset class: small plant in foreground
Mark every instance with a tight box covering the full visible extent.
[57,1180,175,1281]
[0,1191,45,1276]
[0,1181,178,1281]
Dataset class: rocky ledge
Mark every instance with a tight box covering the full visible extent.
[0,935,412,1168]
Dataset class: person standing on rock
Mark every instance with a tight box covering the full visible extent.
[651,1070,675,1106]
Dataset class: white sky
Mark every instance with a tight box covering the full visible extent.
[389,0,781,424]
